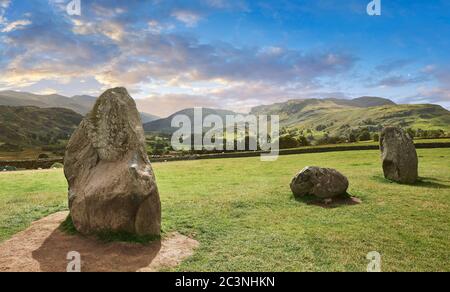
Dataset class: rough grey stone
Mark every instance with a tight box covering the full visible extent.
[380,127,418,184]
[290,166,349,199]
[64,87,161,236]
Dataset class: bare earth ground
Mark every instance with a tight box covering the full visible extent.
[0,211,198,272]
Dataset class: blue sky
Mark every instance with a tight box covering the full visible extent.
[0,0,449,116]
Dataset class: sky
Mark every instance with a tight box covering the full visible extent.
[0,0,449,117]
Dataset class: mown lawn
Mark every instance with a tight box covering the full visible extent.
[0,149,449,271]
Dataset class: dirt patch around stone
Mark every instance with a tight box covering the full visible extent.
[0,211,199,272]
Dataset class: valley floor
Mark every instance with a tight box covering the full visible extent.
[0,149,449,271]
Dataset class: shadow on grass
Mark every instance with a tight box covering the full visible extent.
[415,177,450,189]
[372,175,450,189]
[294,194,362,209]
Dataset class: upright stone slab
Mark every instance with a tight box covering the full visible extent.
[380,127,418,184]
[64,87,161,236]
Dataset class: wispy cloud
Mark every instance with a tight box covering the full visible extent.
[1,19,31,32]
[375,59,414,73]
[370,74,429,88]
[0,0,11,25]
[0,1,357,101]
[0,0,449,111]
[172,10,202,27]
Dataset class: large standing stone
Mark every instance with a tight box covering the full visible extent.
[290,166,349,199]
[64,87,161,236]
[380,127,418,184]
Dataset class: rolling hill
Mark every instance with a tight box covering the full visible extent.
[250,97,450,136]
[0,91,160,122]
[140,112,161,124]
[0,106,83,146]
[2,91,449,145]
[251,96,395,116]
[0,91,94,115]
[144,108,237,134]
[143,97,450,136]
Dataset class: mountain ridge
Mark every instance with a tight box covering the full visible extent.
[250,96,396,115]
[0,91,93,115]
[251,98,450,136]
[143,96,449,135]
[0,90,160,122]
[144,108,237,134]
[1,90,448,138]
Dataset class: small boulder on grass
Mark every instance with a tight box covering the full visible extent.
[290,166,349,200]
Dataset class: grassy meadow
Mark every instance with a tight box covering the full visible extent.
[0,149,449,271]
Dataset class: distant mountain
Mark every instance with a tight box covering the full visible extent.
[144,97,450,135]
[0,106,83,146]
[2,90,448,141]
[0,91,93,115]
[144,108,237,134]
[70,95,97,113]
[251,97,450,136]
[0,90,159,122]
[351,96,396,107]
[251,96,395,115]
[140,112,160,124]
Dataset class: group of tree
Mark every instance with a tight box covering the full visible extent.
[407,128,447,139]
[144,125,449,156]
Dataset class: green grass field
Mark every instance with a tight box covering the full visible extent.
[1,149,449,271]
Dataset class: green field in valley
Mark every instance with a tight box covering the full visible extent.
[0,149,449,271]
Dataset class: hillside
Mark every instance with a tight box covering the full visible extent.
[140,112,161,124]
[144,108,237,134]
[0,91,94,115]
[2,92,449,143]
[0,106,83,146]
[351,96,396,107]
[250,97,450,136]
[251,96,395,115]
[0,91,160,122]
